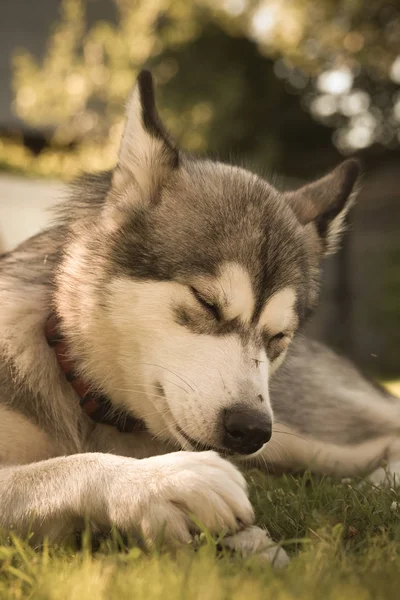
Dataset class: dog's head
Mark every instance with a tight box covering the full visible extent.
[59,71,360,456]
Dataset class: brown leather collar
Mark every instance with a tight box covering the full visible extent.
[45,313,145,433]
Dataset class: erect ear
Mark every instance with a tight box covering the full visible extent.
[286,159,361,254]
[112,70,179,199]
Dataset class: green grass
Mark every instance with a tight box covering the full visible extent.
[2,470,400,600]
[2,382,400,599]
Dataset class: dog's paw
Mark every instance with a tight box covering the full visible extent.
[222,526,290,567]
[104,451,254,547]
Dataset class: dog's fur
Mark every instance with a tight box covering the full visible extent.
[1,71,399,557]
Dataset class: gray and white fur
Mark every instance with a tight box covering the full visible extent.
[0,71,398,559]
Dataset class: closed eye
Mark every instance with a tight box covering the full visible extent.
[266,331,291,361]
[270,332,285,342]
[190,287,220,320]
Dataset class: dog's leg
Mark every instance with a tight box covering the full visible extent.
[0,451,255,545]
[367,439,400,485]
[250,394,400,479]
[249,338,400,478]
[86,423,174,459]
[0,406,61,465]
[0,409,285,563]
[252,426,397,477]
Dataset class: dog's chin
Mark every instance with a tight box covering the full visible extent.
[233,444,266,462]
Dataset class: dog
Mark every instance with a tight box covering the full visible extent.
[0,71,399,558]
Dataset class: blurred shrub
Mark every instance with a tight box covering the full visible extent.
[1,0,400,178]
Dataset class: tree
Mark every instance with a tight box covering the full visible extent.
[2,0,400,177]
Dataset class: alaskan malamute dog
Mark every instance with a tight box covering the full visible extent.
[1,71,399,558]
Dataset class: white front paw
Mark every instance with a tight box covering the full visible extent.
[104,451,254,547]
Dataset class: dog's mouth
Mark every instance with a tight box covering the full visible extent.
[175,425,235,457]
[153,384,226,454]
[155,384,260,459]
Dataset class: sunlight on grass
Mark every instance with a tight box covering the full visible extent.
[385,380,400,398]
[1,387,400,598]
[2,472,400,599]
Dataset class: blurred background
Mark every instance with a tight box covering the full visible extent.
[0,0,399,380]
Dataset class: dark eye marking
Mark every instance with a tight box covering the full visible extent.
[271,332,285,342]
[190,286,220,321]
[264,331,291,361]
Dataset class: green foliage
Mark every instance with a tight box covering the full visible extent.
[6,0,206,178]
[2,0,400,178]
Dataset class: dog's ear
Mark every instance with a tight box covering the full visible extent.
[112,70,179,198]
[286,159,361,254]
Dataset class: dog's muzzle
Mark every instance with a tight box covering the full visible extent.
[178,406,272,456]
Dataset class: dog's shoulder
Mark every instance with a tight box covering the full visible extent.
[0,229,83,452]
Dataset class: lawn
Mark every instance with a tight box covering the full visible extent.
[2,384,400,600]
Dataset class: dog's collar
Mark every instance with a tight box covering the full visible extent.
[45,313,145,433]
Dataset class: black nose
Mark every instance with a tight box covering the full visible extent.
[223,406,272,455]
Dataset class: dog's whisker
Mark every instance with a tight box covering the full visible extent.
[113,376,195,400]
[149,417,182,439]
[114,388,196,414]
[259,452,271,477]
[114,375,191,396]
[273,426,313,445]
[139,363,196,393]
[113,388,167,402]
[274,421,302,434]
[272,439,293,463]
[264,443,284,465]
